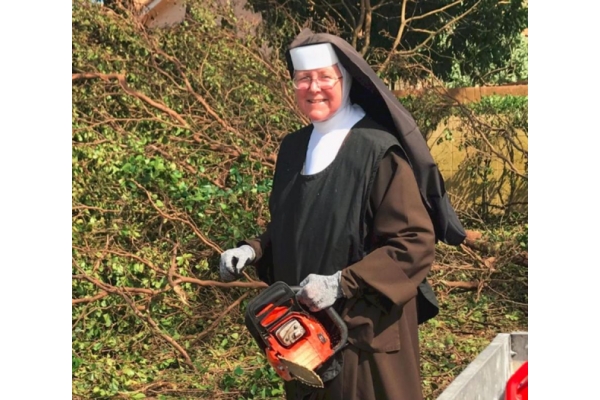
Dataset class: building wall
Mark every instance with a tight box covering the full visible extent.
[393,83,528,104]
[413,85,529,216]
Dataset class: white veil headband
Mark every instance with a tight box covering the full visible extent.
[289,43,339,70]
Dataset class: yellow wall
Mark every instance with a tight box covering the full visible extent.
[427,116,528,216]
[393,83,528,104]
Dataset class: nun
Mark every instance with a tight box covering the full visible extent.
[220,28,465,400]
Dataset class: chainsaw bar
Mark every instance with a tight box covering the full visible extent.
[279,356,324,388]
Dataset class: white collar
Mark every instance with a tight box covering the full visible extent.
[312,103,365,135]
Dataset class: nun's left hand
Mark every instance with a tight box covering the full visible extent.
[297,271,344,312]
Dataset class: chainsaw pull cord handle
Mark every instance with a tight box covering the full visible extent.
[289,286,348,354]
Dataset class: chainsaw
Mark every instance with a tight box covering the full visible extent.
[244,281,348,388]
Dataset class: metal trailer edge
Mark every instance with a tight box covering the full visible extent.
[436,331,528,400]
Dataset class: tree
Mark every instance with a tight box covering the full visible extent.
[246,0,527,86]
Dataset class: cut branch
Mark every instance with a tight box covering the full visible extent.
[72,291,108,305]
[131,180,223,255]
[72,73,189,127]
[168,243,189,306]
[193,292,251,343]
[117,287,196,371]
[441,280,479,290]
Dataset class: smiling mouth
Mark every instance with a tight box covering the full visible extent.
[308,99,327,104]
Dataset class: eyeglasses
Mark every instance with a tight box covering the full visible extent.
[292,75,342,90]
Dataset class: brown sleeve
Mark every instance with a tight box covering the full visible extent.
[240,224,270,263]
[340,149,435,308]
[239,224,273,283]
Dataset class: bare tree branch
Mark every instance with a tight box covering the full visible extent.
[72,73,190,127]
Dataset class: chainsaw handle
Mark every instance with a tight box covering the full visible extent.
[289,286,348,354]
[323,306,348,354]
[246,282,299,324]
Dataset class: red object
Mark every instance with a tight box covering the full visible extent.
[505,361,528,400]
[258,304,334,381]
[245,282,348,386]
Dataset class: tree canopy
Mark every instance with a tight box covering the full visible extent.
[247,0,528,85]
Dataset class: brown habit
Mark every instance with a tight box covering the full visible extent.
[239,27,464,400]
[245,147,435,400]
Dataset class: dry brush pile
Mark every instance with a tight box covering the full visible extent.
[72,1,527,399]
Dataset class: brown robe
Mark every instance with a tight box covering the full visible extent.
[245,150,436,400]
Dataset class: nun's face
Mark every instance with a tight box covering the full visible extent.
[294,65,343,122]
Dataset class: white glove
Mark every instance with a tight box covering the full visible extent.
[297,271,343,312]
[219,245,255,282]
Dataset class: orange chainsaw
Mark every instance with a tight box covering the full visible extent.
[244,281,348,388]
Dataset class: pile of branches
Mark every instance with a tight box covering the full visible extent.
[73,1,299,396]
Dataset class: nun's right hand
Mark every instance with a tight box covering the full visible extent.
[219,245,255,282]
